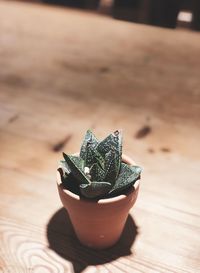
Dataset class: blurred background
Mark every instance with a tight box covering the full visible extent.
[0,0,200,272]
[12,0,200,30]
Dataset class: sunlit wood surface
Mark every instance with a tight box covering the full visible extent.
[0,1,200,272]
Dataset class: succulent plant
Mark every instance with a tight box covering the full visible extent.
[59,130,142,199]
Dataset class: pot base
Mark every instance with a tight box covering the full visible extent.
[72,213,129,249]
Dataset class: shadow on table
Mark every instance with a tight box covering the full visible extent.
[47,207,138,273]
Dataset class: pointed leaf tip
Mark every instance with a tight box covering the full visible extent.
[80,129,99,161]
[63,154,90,185]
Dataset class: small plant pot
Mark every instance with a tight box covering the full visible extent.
[57,154,140,249]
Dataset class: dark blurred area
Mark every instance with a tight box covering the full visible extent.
[27,0,200,30]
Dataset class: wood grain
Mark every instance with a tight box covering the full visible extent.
[0,1,200,272]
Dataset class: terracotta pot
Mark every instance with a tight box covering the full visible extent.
[57,154,140,249]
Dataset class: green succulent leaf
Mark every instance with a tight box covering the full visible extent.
[59,169,80,195]
[97,130,122,156]
[60,129,142,199]
[79,181,112,198]
[63,153,90,185]
[104,151,119,186]
[80,129,99,161]
[85,143,105,169]
[59,160,71,175]
[109,163,141,194]
[90,163,105,182]
[97,130,122,177]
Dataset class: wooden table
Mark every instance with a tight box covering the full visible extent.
[0,1,200,272]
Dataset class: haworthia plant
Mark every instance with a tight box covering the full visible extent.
[59,130,142,199]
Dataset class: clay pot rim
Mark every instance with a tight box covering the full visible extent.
[57,153,140,204]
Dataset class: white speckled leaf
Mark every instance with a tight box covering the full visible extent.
[104,151,119,185]
[85,143,105,169]
[63,153,90,185]
[97,130,122,178]
[80,129,99,161]
[97,130,122,157]
[59,160,70,174]
[80,181,112,198]
[90,163,105,182]
[109,163,141,194]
